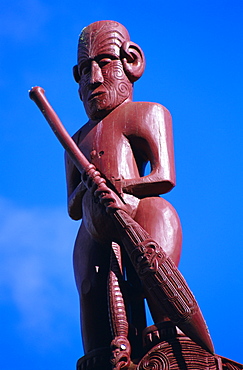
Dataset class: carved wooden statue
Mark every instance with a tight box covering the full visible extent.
[29,20,243,370]
[69,19,181,352]
[68,20,209,368]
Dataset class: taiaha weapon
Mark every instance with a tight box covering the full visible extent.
[29,86,214,355]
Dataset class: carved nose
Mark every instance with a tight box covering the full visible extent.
[90,61,104,84]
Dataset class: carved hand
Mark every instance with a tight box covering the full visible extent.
[94,183,133,215]
[81,164,132,215]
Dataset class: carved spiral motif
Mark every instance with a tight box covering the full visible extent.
[138,350,170,370]
[112,64,125,79]
[117,82,130,97]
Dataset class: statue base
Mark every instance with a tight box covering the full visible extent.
[76,322,243,370]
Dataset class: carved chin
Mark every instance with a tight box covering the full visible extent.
[86,94,130,120]
[86,99,114,120]
[86,101,111,120]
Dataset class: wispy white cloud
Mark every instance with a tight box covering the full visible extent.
[0,0,50,42]
[0,197,79,349]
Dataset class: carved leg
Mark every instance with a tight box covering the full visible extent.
[133,197,182,324]
[73,222,112,353]
[108,242,133,369]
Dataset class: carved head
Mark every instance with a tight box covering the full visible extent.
[73,20,145,120]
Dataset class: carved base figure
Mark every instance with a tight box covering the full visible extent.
[77,322,243,369]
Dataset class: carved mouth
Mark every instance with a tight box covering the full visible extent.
[88,91,105,101]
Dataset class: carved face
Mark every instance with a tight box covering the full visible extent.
[77,21,133,120]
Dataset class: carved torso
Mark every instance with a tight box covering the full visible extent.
[76,110,140,183]
[67,101,176,210]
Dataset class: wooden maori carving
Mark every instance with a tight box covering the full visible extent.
[29,19,243,370]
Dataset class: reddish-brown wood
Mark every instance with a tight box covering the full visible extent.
[69,22,183,359]
[69,20,213,367]
[30,20,243,370]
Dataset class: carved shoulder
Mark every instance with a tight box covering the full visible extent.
[114,101,172,138]
[126,101,170,114]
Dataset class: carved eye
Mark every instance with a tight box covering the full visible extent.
[99,58,112,68]
[81,65,90,75]
[79,61,91,75]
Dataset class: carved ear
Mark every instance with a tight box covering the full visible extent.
[121,41,145,82]
[73,65,80,83]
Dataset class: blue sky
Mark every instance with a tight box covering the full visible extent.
[0,0,243,369]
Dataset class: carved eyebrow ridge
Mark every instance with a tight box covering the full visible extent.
[78,53,118,74]
[95,54,119,62]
